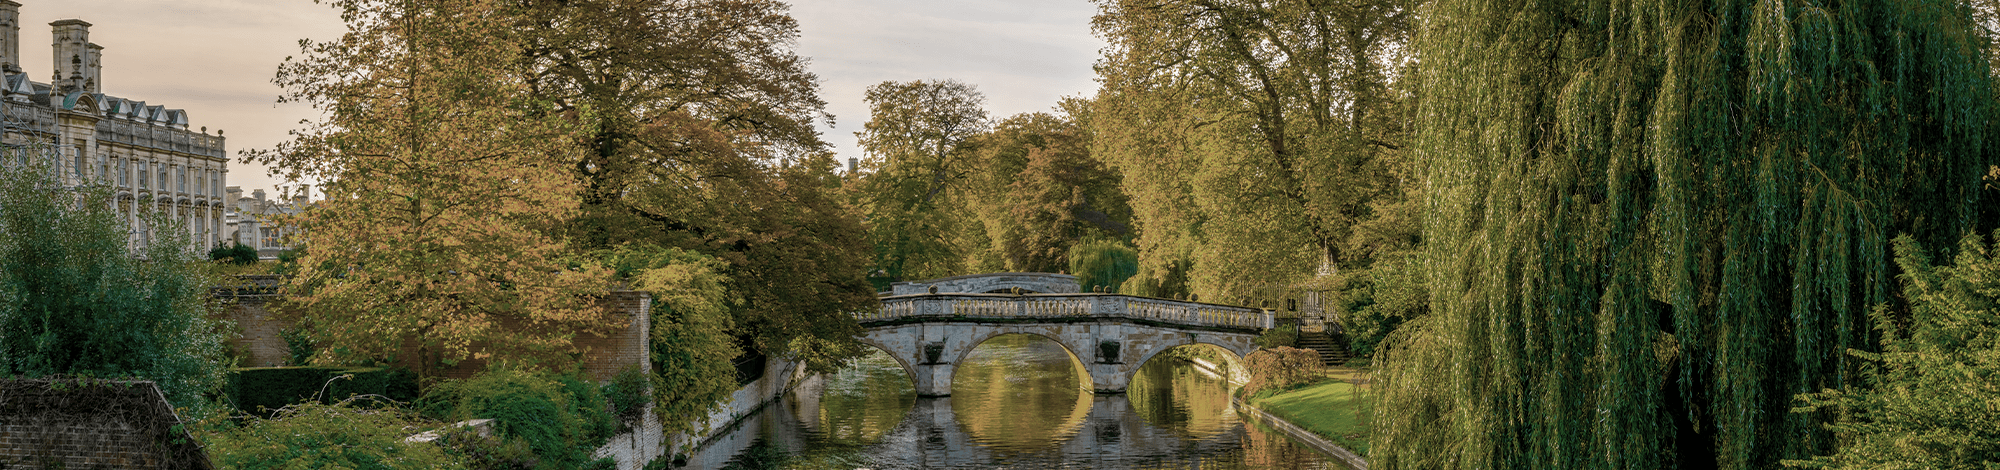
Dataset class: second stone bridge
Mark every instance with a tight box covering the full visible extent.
[855,273,1274,396]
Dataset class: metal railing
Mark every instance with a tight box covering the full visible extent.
[861,293,1273,331]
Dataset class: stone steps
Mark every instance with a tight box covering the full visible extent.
[1296,331,1348,367]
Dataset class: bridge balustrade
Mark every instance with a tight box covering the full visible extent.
[859,293,1272,331]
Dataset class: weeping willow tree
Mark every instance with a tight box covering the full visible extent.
[1373,0,1995,469]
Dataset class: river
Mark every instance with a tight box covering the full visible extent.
[681,334,1354,469]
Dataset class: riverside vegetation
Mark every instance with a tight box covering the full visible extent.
[5,0,2000,468]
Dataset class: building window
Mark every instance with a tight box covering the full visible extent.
[262,227,282,250]
[118,159,127,186]
[98,155,108,183]
[178,166,186,192]
[139,162,149,189]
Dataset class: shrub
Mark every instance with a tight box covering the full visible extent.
[1244,346,1323,396]
[1788,233,2000,469]
[0,162,229,414]
[210,243,260,265]
[436,427,538,470]
[198,401,469,469]
[603,366,650,424]
[419,369,616,469]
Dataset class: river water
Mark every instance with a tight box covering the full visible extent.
[683,334,1353,469]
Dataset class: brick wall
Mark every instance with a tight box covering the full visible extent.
[0,380,211,470]
[215,295,293,368]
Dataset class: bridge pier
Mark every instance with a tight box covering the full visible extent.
[912,363,956,398]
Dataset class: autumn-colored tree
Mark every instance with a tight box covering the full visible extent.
[1091,0,1414,302]
[509,0,874,372]
[250,0,614,380]
[854,79,991,283]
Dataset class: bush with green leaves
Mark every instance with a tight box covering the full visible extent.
[0,162,229,414]
[1788,232,2000,469]
[209,243,259,265]
[418,369,618,469]
[199,401,469,470]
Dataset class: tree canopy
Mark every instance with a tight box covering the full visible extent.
[250,0,617,379]
[1090,0,1414,302]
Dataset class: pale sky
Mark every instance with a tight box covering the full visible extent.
[22,0,1106,199]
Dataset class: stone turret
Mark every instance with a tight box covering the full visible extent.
[0,1,20,74]
[49,18,92,95]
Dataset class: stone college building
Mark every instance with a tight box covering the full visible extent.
[0,0,230,252]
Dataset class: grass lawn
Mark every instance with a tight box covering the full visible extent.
[1245,366,1371,455]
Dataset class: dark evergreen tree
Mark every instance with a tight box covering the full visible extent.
[1373,1,1996,469]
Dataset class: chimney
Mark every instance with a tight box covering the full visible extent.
[0,1,19,74]
[294,184,310,205]
[252,188,265,202]
[847,157,857,174]
[49,19,91,95]
[84,42,100,93]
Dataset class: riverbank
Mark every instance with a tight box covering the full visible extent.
[1241,367,1371,463]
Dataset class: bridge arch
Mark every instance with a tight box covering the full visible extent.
[949,330,1089,374]
[1124,338,1255,391]
[852,336,919,392]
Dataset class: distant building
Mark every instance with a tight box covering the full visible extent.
[223,185,307,260]
[0,1,229,253]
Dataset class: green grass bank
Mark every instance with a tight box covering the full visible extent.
[1242,367,1372,456]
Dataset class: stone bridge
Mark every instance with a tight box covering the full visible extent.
[855,274,1273,396]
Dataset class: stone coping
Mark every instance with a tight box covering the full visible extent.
[1233,395,1368,470]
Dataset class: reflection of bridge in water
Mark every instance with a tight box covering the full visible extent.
[770,377,1250,468]
[856,273,1274,396]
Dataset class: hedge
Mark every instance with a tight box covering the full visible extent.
[226,366,418,415]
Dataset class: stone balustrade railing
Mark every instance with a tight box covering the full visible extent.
[860,293,1273,331]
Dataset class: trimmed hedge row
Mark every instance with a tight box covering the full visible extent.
[227,366,419,415]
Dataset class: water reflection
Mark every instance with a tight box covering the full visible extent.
[690,340,1356,469]
[1128,346,1242,439]
[802,349,914,445]
[950,334,1093,454]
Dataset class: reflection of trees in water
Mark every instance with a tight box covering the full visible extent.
[951,334,1092,454]
[1129,345,1243,439]
[1241,418,1341,470]
[813,348,914,445]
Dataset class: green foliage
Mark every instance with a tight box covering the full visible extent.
[226,366,419,415]
[1334,252,1425,359]
[1069,239,1139,293]
[596,244,743,441]
[280,325,315,366]
[418,369,617,469]
[1374,0,1996,469]
[1091,0,1414,302]
[854,79,991,282]
[210,243,259,265]
[1243,347,1322,396]
[198,401,470,470]
[1254,324,1300,349]
[435,428,539,470]
[0,162,229,415]
[1787,233,2000,469]
[603,366,649,424]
